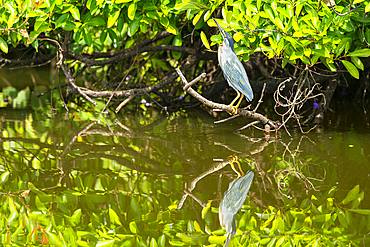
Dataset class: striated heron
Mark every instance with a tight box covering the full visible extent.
[219,156,254,246]
[212,17,254,115]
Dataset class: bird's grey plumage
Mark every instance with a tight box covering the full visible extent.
[219,171,254,247]
[213,18,254,102]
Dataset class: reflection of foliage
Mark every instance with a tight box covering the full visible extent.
[1,163,369,246]
[1,110,370,246]
[0,167,184,246]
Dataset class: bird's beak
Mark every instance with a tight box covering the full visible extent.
[212,17,226,38]
[224,233,231,247]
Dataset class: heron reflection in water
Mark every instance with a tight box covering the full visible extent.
[219,156,254,247]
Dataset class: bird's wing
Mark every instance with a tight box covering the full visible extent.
[222,54,254,101]
[222,171,254,214]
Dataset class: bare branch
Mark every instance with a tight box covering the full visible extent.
[176,68,278,129]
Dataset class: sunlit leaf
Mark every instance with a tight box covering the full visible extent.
[109,208,122,225]
[341,60,359,79]
[129,221,138,234]
[347,49,370,57]
[348,209,370,215]
[200,31,210,50]
[0,37,9,54]
[96,240,115,247]
[128,18,140,37]
[208,235,226,244]
[351,56,364,70]
[108,9,120,28]
[128,3,136,20]
[70,6,80,20]
[0,171,10,186]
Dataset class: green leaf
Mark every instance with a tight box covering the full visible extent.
[109,208,122,225]
[335,38,348,57]
[348,209,370,215]
[342,60,359,79]
[0,171,10,186]
[70,6,80,20]
[347,49,370,57]
[201,201,211,219]
[276,236,285,247]
[353,0,364,4]
[337,209,348,227]
[200,31,210,50]
[108,9,120,28]
[350,56,364,70]
[5,3,17,28]
[323,60,336,72]
[13,87,30,109]
[107,28,118,43]
[275,17,284,31]
[86,17,105,26]
[366,3,370,12]
[174,2,199,10]
[129,221,138,234]
[165,21,178,35]
[351,191,364,209]
[72,209,82,225]
[55,14,68,28]
[264,5,275,23]
[342,185,359,204]
[192,10,204,26]
[130,198,142,220]
[45,232,64,246]
[115,0,132,3]
[83,28,92,46]
[150,238,158,247]
[128,18,140,37]
[96,240,115,247]
[128,3,136,20]
[35,196,48,211]
[172,34,182,60]
[158,235,166,247]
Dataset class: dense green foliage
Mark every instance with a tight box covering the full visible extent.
[201,0,370,79]
[1,158,369,246]
[1,0,370,78]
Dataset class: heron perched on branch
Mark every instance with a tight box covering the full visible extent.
[219,156,254,246]
[212,17,254,115]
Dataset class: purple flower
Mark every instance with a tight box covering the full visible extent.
[100,80,105,84]
[341,90,347,96]
[4,99,8,103]
[126,76,130,80]
[313,102,319,109]
[145,103,153,107]
[179,95,184,100]
[141,99,147,104]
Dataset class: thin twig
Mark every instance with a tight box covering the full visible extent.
[253,83,267,112]
[103,57,137,114]
[234,121,260,132]
[115,95,135,113]
[183,72,206,91]
[214,114,239,124]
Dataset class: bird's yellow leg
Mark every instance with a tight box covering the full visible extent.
[228,91,240,115]
[229,155,245,178]
[235,94,244,109]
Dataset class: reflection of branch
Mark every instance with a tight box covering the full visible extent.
[177,154,250,209]
[60,121,99,159]
[176,69,278,129]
